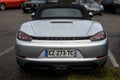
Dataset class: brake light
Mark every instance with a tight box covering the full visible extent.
[17,31,32,41]
[90,31,106,41]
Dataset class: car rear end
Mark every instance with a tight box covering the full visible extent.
[16,4,108,70]
[16,20,108,69]
[22,3,42,12]
[88,4,104,16]
[16,38,108,69]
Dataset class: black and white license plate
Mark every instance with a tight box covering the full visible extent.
[25,7,31,10]
[45,49,77,57]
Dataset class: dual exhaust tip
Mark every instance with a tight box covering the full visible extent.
[55,67,67,73]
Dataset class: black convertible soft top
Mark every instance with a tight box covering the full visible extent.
[33,4,91,20]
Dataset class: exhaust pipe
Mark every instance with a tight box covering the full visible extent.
[55,67,67,73]
[61,67,67,73]
[55,67,61,73]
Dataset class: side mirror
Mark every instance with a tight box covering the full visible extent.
[31,13,35,18]
[89,12,93,18]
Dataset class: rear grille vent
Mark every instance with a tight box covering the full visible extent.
[51,21,72,23]
[32,37,90,40]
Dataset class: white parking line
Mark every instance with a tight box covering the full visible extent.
[0,46,14,57]
[108,49,120,67]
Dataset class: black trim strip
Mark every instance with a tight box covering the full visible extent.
[32,37,90,40]
[51,21,72,23]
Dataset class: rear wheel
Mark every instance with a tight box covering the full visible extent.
[17,59,29,70]
[98,13,103,16]
[100,60,107,67]
[0,4,5,10]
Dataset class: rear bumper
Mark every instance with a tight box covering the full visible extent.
[16,39,108,58]
[88,10,103,15]
[16,39,108,68]
[17,55,107,68]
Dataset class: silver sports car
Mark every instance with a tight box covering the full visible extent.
[16,4,108,71]
[73,0,104,15]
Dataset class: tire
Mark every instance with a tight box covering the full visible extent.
[17,59,27,69]
[0,4,5,10]
[92,60,107,70]
[100,59,107,67]
[17,60,24,68]
[17,60,31,72]
[115,8,120,14]
[99,13,103,16]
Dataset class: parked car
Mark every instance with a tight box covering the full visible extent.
[22,0,58,13]
[22,0,47,13]
[47,0,59,3]
[100,0,120,14]
[72,0,104,15]
[16,4,108,72]
[0,0,28,10]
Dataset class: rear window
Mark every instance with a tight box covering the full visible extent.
[40,8,83,18]
[33,4,90,20]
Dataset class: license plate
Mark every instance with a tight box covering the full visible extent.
[45,49,77,58]
[25,7,31,10]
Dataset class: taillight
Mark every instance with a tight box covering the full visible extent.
[90,31,106,41]
[17,55,26,58]
[17,31,32,41]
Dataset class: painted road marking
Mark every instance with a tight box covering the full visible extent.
[108,49,119,67]
[0,46,14,57]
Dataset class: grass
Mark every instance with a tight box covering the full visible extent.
[68,67,120,80]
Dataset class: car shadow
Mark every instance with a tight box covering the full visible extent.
[16,67,106,80]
